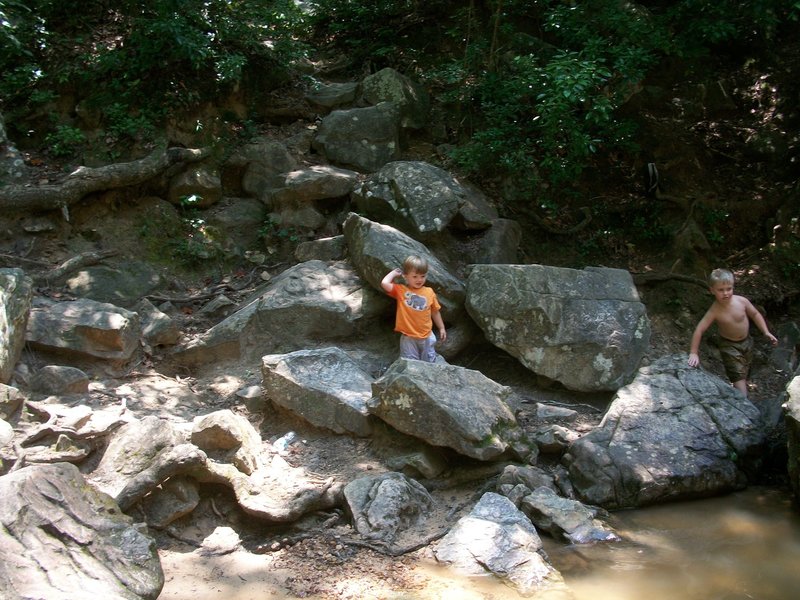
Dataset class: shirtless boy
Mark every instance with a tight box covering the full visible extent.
[688,268,778,396]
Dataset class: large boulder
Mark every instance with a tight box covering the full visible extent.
[343,472,434,544]
[227,136,297,198]
[369,358,532,461]
[0,462,163,600]
[173,260,387,365]
[305,81,359,110]
[352,161,498,236]
[261,347,375,436]
[361,68,430,129]
[26,297,141,361]
[466,264,651,392]
[270,165,359,205]
[470,219,522,264]
[433,492,566,597]
[0,268,33,384]
[64,260,163,308]
[266,165,360,230]
[785,372,800,503]
[563,355,766,509]
[342,212,465,317]
[519,487,620,544]
[89,415,185,498]
[312,102,401,172]
[351,161,462,235]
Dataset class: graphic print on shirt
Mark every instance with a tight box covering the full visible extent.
[404,291,428,311]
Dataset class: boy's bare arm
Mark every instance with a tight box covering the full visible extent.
[432,309,447,342]
[745,299,779,346]
[381,268,402,293]
[688,309,716,366]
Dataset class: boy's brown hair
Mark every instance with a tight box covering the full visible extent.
[402,255,429,274]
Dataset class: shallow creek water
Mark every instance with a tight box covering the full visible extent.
[159,486,800,600]
[543,485,800,600]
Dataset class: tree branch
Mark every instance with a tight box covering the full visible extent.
[0,144,212,214]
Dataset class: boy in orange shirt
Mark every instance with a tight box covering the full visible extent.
[381,255,447,362]
[688,268,778,396]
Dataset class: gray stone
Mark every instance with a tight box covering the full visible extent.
[64,261,163,308]
[206,197,267,253]
[452,184,499,231]
[235,138,298,199]
[26,297,141,361]
[140,477,200,529]
[90,416,184,498]
[30,365,90,395]
[369,358,529,461]
[270,165,359,205]
[471,218,522,264]
[342,212,465,316]
[497,464,559,494]
[136,298,180,347]
[520,487,620,544]
[173,260,387,365]
[434,492,565,596]
[261,347,374,436]
[344,472,434,542]
[563,354,765,509]
[294,235,346,262]
[466,264,651,392]
[351,161,462,235]
[0,383,23,420]
[0,268,33,384]
[191,409,267,475]
[305,81,359,109]
[0,462,163,600]
[361,68,430,129]
[312,102,401,172]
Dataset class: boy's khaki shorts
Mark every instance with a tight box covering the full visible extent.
[717,335,753,383]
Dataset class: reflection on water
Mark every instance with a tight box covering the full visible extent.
[542,486,800,600]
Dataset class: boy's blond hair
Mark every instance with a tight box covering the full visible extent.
[403,255,429,274]
[709,268,734,286]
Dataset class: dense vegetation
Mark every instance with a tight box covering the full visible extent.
[2,0,799,275]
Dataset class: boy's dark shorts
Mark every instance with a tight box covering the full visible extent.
[717,335,753,383]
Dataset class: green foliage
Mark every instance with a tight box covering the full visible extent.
[44,124,86,158]
[259,216,300,246]
[307,0,449,66]
[0,0,307,147]
[451,48,639,196]
[656,0,787,55]
[699,206,729,246]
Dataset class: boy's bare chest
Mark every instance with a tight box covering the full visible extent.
[714,303,748,329]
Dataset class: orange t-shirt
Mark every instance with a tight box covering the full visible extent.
[387,283,441,339]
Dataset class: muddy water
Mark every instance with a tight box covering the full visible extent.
[159,486,800,600]
[542,486,800,600]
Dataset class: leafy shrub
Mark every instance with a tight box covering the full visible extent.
[0,0,306,146]
[44,124,86,158]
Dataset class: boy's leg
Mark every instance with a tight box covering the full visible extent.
[718,336,752,396]
[399,335,422,360]
[421,332,437,363]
